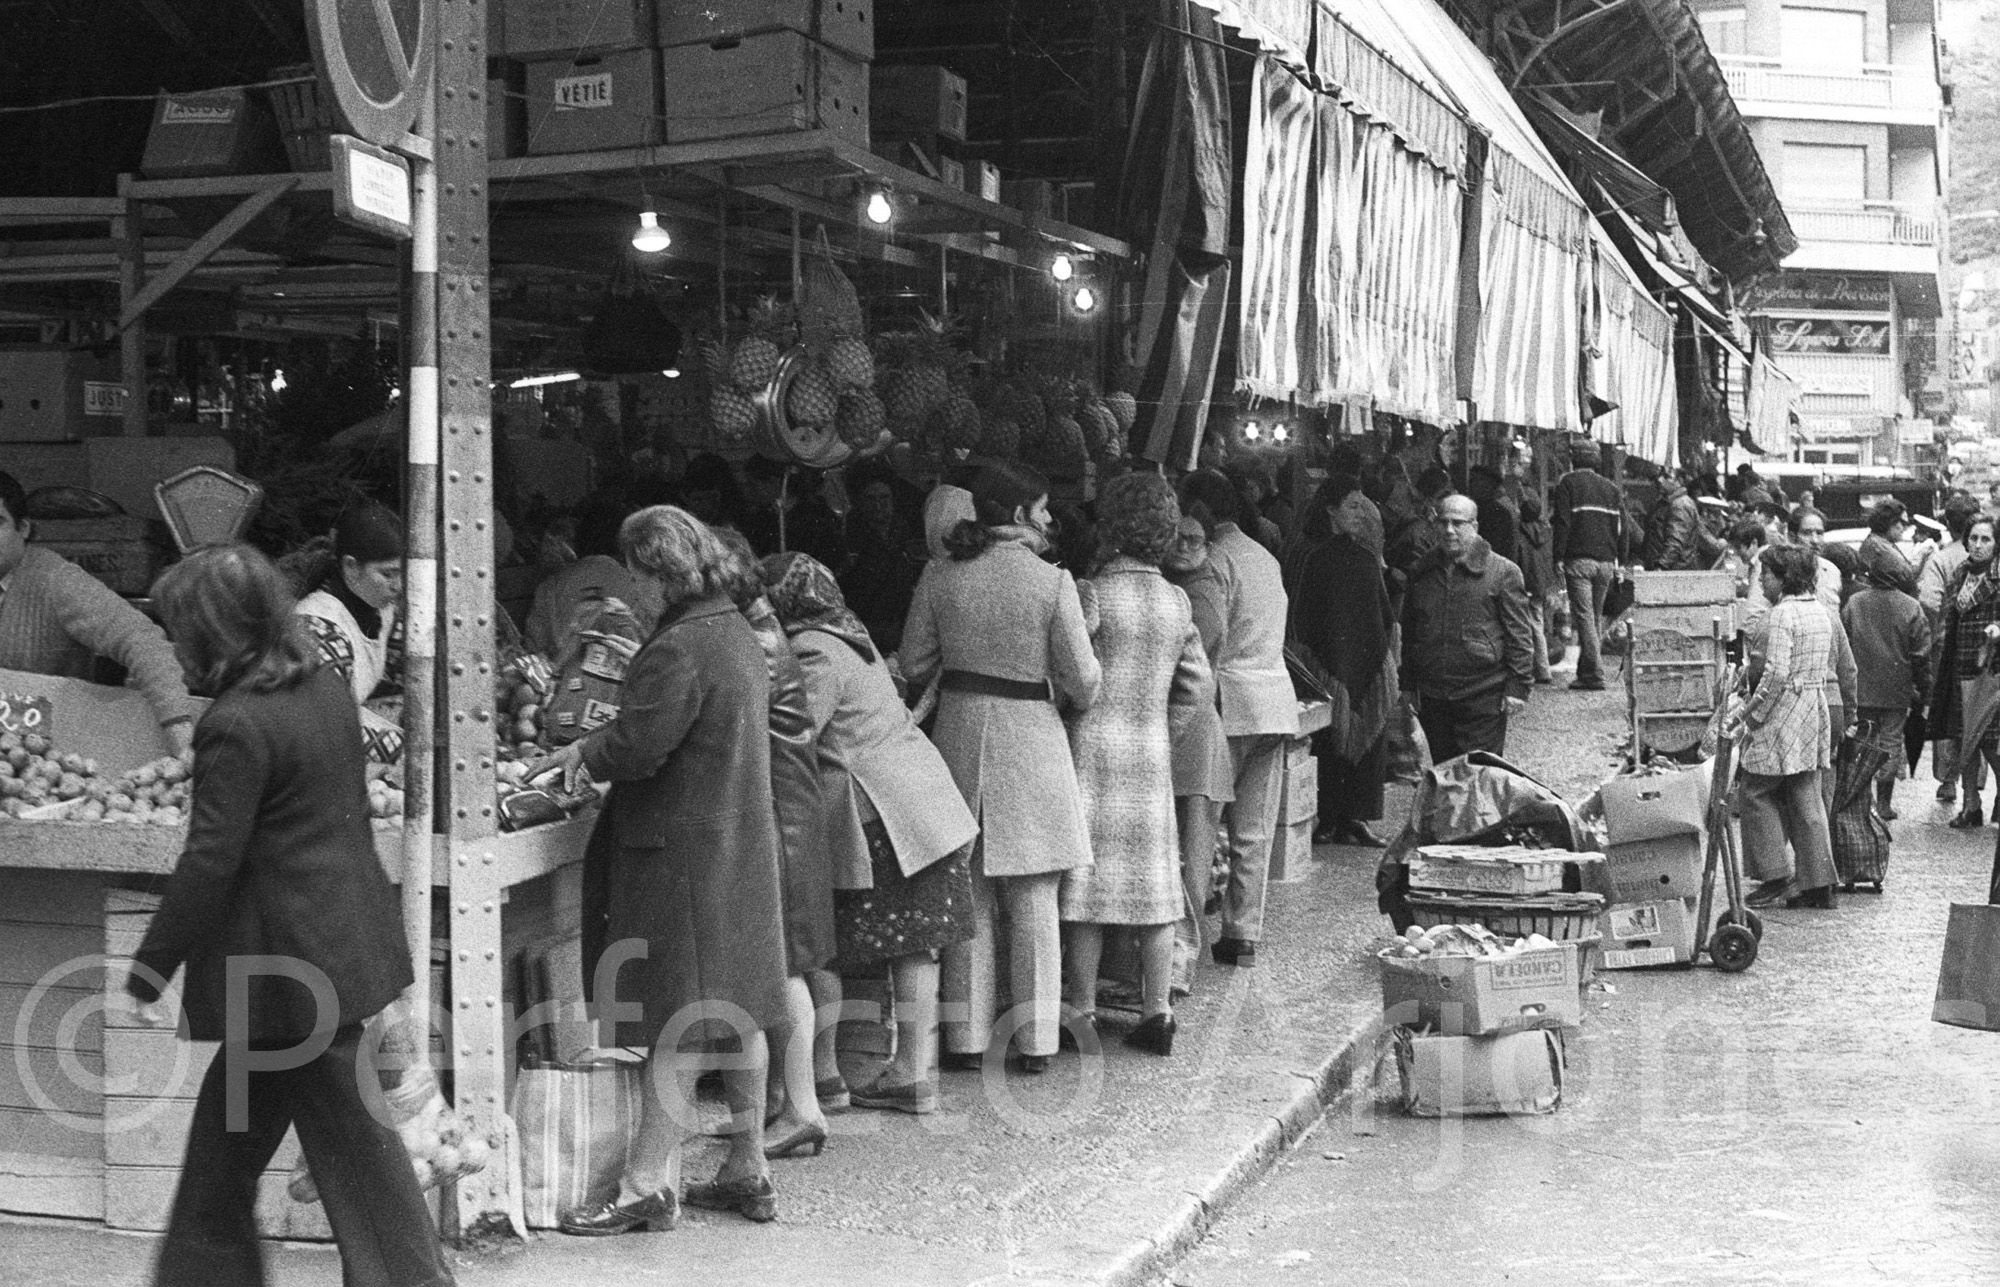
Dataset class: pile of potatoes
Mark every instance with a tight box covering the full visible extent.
[0,735,192,826]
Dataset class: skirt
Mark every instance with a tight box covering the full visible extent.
[834,821,976,968]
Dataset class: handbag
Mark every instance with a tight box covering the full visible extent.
[1934,903,2000,1031]
[509,1051,645,1228]
[1602,574,1636,622]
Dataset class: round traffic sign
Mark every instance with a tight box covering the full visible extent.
[305,0,433,148]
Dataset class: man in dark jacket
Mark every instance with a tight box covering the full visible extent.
[1466,465,1518,565]
[1548,438,1627,691]
[1400,495,1536,759]
[1642,469,1702,571]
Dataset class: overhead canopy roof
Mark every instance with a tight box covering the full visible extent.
[1439,0,1795,286]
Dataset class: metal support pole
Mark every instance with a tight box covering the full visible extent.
[116,194,147,435]
[436,0,506,1232]
[403,91,440,992]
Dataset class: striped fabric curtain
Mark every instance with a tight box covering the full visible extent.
[1589,259,1678,464]
[1472,150,1589,433]
[1122,0,1235,471]
[1341,120,1461,423]
[1238,58,1317,402]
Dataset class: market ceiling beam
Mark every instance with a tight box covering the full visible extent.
[117,177,300,331]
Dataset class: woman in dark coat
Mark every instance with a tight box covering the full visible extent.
[1930,516,2000,828]
[533,505,790,1231]
[712,525,841,1159]
[1285,475,1396,848]
[128,544,453,1287]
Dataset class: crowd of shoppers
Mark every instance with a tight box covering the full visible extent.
[119,421,1992,1276]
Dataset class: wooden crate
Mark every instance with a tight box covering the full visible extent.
[0,868,107,1219]
[34,516,167,596]
[1628,661,1721,714]
[1632,571,1736,606]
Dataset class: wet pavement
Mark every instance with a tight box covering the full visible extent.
[1163,686,2000,1286]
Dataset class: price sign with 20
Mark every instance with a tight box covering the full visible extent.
[0,694,53,737]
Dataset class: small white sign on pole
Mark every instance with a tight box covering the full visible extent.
[330,134,413,241]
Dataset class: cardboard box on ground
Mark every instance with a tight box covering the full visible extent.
[1379,941,1584,1035]
[1395,1028,1564,1117]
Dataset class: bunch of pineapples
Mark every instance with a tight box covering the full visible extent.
[704,295,797,448]
[976,375,1139,479]
[876,311,978,458]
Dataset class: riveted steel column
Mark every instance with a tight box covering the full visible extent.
[435,0,508,1232]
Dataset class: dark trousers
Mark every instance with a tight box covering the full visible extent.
[1316,728,1387,822]
[154,1024,454,1287]
[1415,691,1508,763]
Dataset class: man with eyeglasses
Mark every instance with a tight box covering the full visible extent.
[1398,494,1535,760]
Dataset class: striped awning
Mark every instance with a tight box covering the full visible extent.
[1470,149,1589,434]
[1585,237,1679,465]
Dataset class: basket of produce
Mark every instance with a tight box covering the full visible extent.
[1402,889,1605,942]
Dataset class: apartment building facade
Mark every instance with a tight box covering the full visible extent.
[1692,0,1950,467]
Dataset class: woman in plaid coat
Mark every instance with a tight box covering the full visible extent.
[1060,474,1213,1057]
[1731,544,1840,909]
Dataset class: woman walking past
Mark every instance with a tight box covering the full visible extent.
[1930,516,2000,828]
[764,553,979,1113]
[1060,473,1213,1056]
[1732,545,1841,910]
[532,506,791,1231]
[128,544,453,1287]
[1285,476,1397,849]
[1161,514,1234,996]
[901,463,1100,1074]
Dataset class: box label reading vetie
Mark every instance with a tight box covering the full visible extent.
[554,74,614,110]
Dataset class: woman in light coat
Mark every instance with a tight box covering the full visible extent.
[1729,544,1840,910]
[765,553,979,1115]
[901,463,1100,1074]
[1061,473,1212,1056]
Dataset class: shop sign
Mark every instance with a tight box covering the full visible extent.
[1766,316,1891,356]
[554,73,616,111]
[1899,422,1940,447]
[82,381,126,417]
[1797,415,1882,441]
[329,135,412,241]
[1743,273,1894,312]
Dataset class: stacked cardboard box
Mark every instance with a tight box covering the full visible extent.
[1377,926,1574,1116]
[1596,762,1711,967]
[1626,570,1735,761]
[504,0,872,154]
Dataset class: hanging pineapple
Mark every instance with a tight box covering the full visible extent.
[825,336,875,391]
[786,360,840,428]
[729,295,792,393]
[710,388,758,446]
[1104,390,1138,433]
[874,310,962,441]
[940,395,983,452]
[977,416,1021,459]
[835,388,888,449]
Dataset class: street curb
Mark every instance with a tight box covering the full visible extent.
[1025,1007,1391,1287]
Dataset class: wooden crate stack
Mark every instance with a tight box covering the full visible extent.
[1625,571,1736,763]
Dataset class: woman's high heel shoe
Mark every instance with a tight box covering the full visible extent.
[1123,1013,1177,1057]
[763,1121,829,1159]
[558,1188,679,1235]
[683,1174,778,1223]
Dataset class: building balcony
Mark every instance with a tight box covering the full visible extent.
[1781,201,1942,278]
[1717,55,1942,127]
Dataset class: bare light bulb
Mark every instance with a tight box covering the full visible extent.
[1272,424,1291,443]
[1051,253,1074,282]
[1243,421,1261,440]
[1071,284,1097,313]
[865,190,894,224]
[632,211,671,253]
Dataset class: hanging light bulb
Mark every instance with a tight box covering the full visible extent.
[1051,253,1074,282]
[1071,284,1098,313]
[1272,423,1291,443]
[631,211,671,253]
[865,189,894,224]
[1243,421,1262,441]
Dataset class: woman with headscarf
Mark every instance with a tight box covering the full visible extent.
[1930,516,2000,828]
[710,526,841,1162]
[901,463,1100,1074]
[1285,475,1397,848]
[763,553,978,1114]
[1059,473,1212,1055]
[295,502,405,764]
